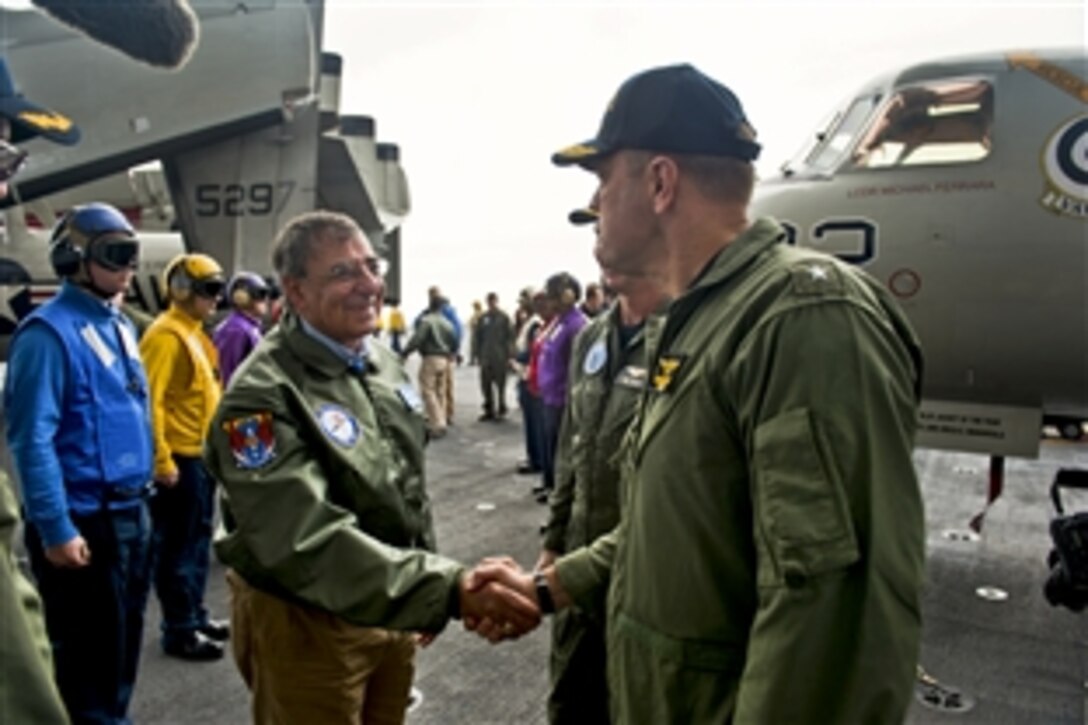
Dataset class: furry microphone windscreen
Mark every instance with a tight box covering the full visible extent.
[31,0,199,70]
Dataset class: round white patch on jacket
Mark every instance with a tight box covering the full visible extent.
[583,339,608,375]
[317,403,361,447]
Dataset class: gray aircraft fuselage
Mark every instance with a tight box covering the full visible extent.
[751,49,1087,456]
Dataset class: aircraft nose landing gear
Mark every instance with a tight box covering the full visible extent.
[1044,416,1086,442]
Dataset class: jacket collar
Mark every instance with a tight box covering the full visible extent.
[686,217,785,295]
[163,304,203,332]
[58,280,120,320]
[226,309,262,329]
[282,313,375,378]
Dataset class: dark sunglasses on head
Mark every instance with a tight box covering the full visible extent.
[0,139,28,183]
[88,238,140,271]
[192,277,226,299]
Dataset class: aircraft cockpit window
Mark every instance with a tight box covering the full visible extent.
[797,97,879,175]
[852,79,993,169]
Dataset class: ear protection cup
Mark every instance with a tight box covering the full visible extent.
[170,273,192,302]
[49,214,83,277]
[226,271,269,309]
[164,257,192,302]
[164,253,223,303]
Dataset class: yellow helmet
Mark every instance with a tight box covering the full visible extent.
[163,253,225,301]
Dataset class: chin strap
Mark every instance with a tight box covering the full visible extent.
[76,264,119,301]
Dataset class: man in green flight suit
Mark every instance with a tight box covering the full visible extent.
[0,475,70,724]
[536,207,667,725]
[470,64,926,724]
[206,211,539,724]
[474,292,515,421]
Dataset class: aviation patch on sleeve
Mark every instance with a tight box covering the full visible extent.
[224,412,276,469]
[316,403,361,448]
[650,355,686,393]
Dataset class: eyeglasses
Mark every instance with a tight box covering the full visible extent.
[249,288,272,301]
[322,257,389,285]
[88,238,140,271]
[0,139,28,183]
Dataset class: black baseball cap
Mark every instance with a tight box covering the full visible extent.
[0,58,80,145]
[552,63,759,167]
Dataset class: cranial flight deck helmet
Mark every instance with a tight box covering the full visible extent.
[163,253,225,302]
[227,271,272,308]
[49,203,140,278]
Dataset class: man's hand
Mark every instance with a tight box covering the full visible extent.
[468,557,573,643]
[45,535,91,568]
[155,470,180,488]
[459,557,539,642]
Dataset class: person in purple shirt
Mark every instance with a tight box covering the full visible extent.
[535,272,588,503]
[213,272,271,386]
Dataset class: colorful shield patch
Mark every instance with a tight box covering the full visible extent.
[224,412,276,469]
[317,403,361,447]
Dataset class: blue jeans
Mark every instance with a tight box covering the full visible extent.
[518,381,544,470]
[27,501,152,725]
[151,454,214,644]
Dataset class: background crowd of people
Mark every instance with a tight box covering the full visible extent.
[381,273,613,508]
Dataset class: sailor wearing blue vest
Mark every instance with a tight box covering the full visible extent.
[4,202,154,725]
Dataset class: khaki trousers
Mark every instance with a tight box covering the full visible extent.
[227,570,416,725]
[419,355,451,433]
[444,358,455,420]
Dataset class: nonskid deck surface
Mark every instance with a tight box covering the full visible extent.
[3,362,1085,724]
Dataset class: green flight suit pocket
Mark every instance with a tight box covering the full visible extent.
[752,408,859,587]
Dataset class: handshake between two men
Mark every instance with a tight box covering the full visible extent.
[456,557,568,642]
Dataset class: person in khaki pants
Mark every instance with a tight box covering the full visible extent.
[402,296,458,437]
[206,211,540,725]
[228,570,417,724]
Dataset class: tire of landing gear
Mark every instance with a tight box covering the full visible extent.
[1060,421,1084,441]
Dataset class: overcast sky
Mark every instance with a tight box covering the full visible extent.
[324,2,1084,316]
